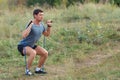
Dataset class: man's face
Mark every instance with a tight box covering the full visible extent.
[34,12,44,21]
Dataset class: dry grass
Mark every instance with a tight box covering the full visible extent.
[0,3,120,80]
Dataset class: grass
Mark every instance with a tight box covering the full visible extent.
[0,3,120,80]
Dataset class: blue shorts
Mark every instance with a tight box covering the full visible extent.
[17,45,37,56]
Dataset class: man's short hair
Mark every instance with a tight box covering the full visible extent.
[33,9,43,15]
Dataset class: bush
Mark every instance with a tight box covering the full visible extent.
[2,0,120,8]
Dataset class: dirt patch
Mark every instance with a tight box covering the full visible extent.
[75,42,120,69]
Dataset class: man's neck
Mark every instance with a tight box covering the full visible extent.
[33,19,41,25]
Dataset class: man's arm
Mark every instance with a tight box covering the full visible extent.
[22,21,33,39]
[43,27,51,36]
[43,20,52,37]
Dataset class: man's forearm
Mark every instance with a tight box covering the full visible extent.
[46,27,51,36]
[22,23,33,38]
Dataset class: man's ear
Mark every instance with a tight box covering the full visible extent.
[33,15,35,18]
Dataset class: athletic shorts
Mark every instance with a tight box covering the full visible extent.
[17,45,37,56]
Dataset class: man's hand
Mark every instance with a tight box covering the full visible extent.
[46,20,52,27]
[22,21,33,39]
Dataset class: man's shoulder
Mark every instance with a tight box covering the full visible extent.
[40,22,44,26]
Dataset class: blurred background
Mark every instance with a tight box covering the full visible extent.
[0,0,120,9]
[0,0,120,80]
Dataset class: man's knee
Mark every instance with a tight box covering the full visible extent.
[44,51,48,58]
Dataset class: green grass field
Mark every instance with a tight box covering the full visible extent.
[0,3,120,80]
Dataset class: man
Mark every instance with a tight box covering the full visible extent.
[17,9,52,75]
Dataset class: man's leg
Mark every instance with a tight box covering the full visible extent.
[35,46,48,68]
[23,46,36,70]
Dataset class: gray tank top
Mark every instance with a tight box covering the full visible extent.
[18,22,45,47]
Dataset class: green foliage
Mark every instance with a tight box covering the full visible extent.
[46,0,61,7]
[114,0,120,6]
[26,0,45,6]
[26,0,83,7]
[25,0,120,7]
[26,0,62,7]
[0,0,120,8]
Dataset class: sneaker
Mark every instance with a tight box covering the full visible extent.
[35,70,47,74]
[25,70,33,76]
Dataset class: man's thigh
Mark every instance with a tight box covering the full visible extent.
[24,46,36,56]
[35,46,48,56]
